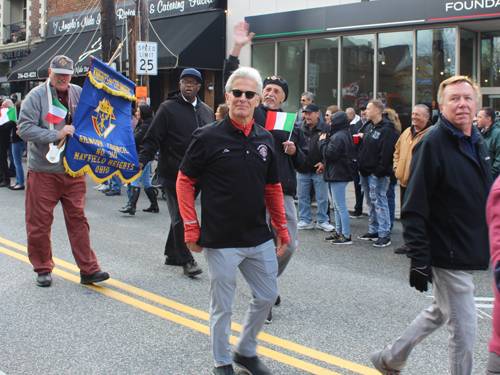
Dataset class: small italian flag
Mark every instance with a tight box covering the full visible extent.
[0,107,17,125]
[265,112,295,132]
[45,97,68,124]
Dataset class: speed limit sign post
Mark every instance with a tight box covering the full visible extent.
[136,42,158,76]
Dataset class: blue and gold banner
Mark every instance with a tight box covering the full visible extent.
[64,57,140,183]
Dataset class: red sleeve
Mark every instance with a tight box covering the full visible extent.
[176,171,200,243]
[265,183,290,244]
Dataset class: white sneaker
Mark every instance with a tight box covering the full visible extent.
[297,221,314,230]
[97,184,110,192]
[316,221,335,232]
[93,183,104,190]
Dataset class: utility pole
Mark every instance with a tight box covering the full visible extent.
[139,0,149,95]
[100,0,118,63]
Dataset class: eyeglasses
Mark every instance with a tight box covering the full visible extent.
[231,89,257,99]
[181,80,199,87]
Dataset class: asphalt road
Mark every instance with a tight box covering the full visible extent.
[0,175,495,375]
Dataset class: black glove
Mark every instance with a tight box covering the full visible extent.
[409,260,433,292]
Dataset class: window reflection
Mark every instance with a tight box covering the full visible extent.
[342,34,374,110]
[460,29,477,80]
[278,40,305,113]
[252,43,275,83]
[481,31,500,87]
[308,37,339,114]
[416,28,456,111]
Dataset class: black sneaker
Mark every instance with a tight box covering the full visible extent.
[358,232,379,241]
[80,270,110,284]
[373,237,391,248]
[213,364,235,375]
[331,234,353,245]
[324,231,340,242]
[233,352,272,375]
[349,212,363,219]
[36,272,52,287]
[274,295,281,307]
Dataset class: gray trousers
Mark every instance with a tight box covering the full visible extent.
[382,267,476,375]
[267,194,298,277]
[204,240,278,367]
[487,351,500,374]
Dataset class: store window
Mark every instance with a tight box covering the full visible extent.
[3,0,27,44]
[377,30,413,129]
[341,34,374,111]
[252,43,275,83]
[308,37,339,115]
[416,28,456,110]
[278,40,305,113]
[480,31,500,87]
[460,29,477,81]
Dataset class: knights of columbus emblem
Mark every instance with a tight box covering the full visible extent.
[92,98,116,138]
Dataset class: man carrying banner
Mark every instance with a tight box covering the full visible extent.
[138,68,214,278]
[223,20,308,324]
[177,66,290,375]
[18,55,109,287]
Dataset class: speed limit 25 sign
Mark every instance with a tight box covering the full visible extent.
[136,42,158,76]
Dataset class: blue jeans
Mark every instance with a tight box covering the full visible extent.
[130,161,152,189]
[11,141,26,186]
[360,174,391,238]
[296,172,329,224]
[387,183,396,232]
[328,181,350,237]
[109,174,122,193]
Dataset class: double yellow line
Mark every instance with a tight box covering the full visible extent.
[0,236,379,375]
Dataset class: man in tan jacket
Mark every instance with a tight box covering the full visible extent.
[393,104,432,254]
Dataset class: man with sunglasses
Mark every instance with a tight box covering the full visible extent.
[138,68,214,278]
[223,21,308,324]
[177,66,290,375]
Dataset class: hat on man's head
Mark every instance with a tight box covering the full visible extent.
[303,103,319,113]
[359,103,368,110]
[263,75,288,102]
[50,55,74,75]
[180,68,202,83]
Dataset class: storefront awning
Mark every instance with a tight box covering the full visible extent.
[7,30,102,81]
[8,9,225,82]
[149,10,225,70]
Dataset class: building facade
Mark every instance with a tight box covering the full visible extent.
[228,0,500,123]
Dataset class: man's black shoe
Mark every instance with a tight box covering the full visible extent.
[80,270,110,284]
[233,352,272,375]
[274,295,281,306]
[36,272,52,287]
[213,364,235,375]
[0,181,10,187]
[183,260,202,277]
[165,256,182,266]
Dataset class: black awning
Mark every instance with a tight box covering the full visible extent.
[7,30,102,81]
[149,10,225,70]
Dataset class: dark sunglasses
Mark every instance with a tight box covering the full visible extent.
[231,89,257,99]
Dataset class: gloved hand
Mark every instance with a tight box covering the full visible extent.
[409,260,433,292]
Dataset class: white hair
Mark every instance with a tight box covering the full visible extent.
[225,67,262,96]
[2,99,14,108]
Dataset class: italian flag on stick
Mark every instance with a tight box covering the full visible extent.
[0,107,17,125]
[265,112,295,132]
[45,97,68,124]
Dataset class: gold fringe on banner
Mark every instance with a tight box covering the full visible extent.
[88,71,137,102]
[63,157,141,184]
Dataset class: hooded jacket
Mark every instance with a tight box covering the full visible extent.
[358,115,398,178]
[18,81,81,174]
[482,120,500,178]
[393,121,432,187]
[318,112,354,183]
[138,90,214,182]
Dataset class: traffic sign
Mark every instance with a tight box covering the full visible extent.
[136,42,158,76]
